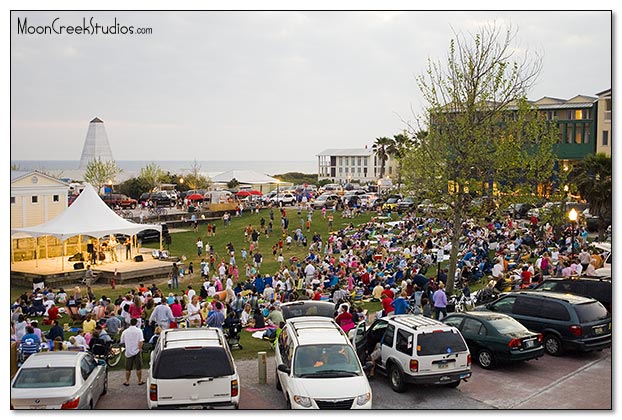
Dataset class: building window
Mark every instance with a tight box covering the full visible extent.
[603,131,609,146]
[53,195,60,202]
[31,196,38,204]
[345,167,348,174]
[339,167,343,174]
[11,196,16,205]
[604,99,611,121]
[339,157,343,166]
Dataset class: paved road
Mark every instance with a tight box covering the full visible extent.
[97,347,611,410]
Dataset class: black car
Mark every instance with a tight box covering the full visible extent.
[505,203,536,219]
[443,312,544,369]
[137,223,168,243]
[532,277,612,313]
[474,291,612,356]
[396,197,416,212]
[149,192,176,207]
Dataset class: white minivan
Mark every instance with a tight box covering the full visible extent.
[147,328,240,409]
[275,316,372,409]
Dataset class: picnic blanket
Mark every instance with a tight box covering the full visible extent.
[245,326,276,332]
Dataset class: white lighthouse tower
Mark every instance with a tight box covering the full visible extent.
[78,117,114,169]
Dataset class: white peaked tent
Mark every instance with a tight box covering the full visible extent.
[11,183,162,269]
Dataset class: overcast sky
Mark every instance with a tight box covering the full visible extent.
[10,10,612,162]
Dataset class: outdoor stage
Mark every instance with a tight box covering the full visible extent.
[10,249,180,289]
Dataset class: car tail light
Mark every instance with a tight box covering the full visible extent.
[409,360,418,372]
[569,325,582,337]
[508,338,522,348]
[467,354,471,366]
[231,379,239,397]
[149,384,158,401]
[61,397,80,409]
[537,333,543,342]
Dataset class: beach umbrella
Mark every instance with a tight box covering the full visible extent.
[186,193,204,201]
[248,190,263,196]
[235,191,252,197]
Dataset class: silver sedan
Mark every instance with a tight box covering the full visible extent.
[11,351,108,409]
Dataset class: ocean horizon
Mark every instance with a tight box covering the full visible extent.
[11,160,318,179]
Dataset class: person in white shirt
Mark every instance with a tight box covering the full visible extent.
[492,258,504,279]
[186,285,196,301]
[149,302,175,330]
[186,295,202,327]
[120,318,144,386]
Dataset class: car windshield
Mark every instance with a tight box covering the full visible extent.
[387,197,399,203]
[293,344,361,378]
[417,331,468,356]
[13,367,76,388]
[281,302,335,319]
[575,302,609,323]
[153,347,234,379]
[487,316,528,335]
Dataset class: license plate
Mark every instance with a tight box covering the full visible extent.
[438,363,449,369]
[594,327,604,334]
[524,340,534,348]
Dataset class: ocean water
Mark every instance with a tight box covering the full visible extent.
[11,160,318,178]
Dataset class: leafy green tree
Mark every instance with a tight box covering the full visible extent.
[227,178,240,190]
[117,177,151,199]
[569,153,612,240]
[401,24,554,293]
[138,162,166,192]
[372,137,392,178]
[182,160,211,190]
[83,158,122,194]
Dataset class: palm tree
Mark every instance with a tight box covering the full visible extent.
[387,132,414,190]
[569,153,612,240]
[372,137,392,179]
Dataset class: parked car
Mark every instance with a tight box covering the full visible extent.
[270,193,297,206]
[280,300,336,320]
[100,193,138,209]
[532,277,612,313]
[351,314,471,392]
[504,203,536,219]
[147,328,240,409]
[474,291,612,356]
[442,312,544,369]
[148,192,176,207]
[396,197,416,212]
[137,223,168,244]
[11,351,108,409]
[381,195,403,211]
[275,316,372,409]
[313,194,340,209]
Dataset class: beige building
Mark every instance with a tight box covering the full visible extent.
[317,148,397,184]
[595,88,612,156]
[11,170,69,229]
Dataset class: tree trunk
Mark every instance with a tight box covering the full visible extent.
[446,196,463,295]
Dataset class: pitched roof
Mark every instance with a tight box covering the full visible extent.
[11,183,161,240]
[210,169,279,184]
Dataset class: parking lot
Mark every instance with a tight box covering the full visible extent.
[97,347,611,410]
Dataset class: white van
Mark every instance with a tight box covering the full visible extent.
[147,328,240,409]
[275,317,372,409]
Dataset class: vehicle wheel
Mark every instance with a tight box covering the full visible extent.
[102,373,108,395]
[544,334,564,356]
[275,370,282,391]
[477,348,495,369]
[389,364,407,393]
[444,380,461,388]
[131,203,136,209]
[107,343,123,367]
[170,202,175,207]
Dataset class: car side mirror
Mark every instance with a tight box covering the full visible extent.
[97,359,107,367]
[277,364,291,375]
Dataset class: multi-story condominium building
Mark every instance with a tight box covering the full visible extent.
[317,148,397,184]
[595,88,612,157]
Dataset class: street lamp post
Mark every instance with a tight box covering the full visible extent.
[568,208,578,258]
[107,180,113,208]
[276,179,280,208]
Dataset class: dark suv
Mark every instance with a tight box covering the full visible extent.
[475,291,611,356]
[148,192,176,207]
[532,277,612,313]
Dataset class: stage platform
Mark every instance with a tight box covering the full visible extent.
[10,250,181,289]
